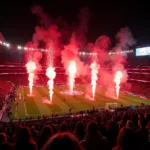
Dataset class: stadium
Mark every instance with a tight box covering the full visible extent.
[0,2,150,150]
[0,32,150,121]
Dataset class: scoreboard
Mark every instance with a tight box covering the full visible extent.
[136,47,150,56]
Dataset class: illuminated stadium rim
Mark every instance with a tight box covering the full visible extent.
[0,40,133,55]
[0,40,96,55]
[1,64,150,71]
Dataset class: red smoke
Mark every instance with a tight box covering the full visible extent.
[61,33,88,89]
[88,27,135,99]
[31,5,62,66]
[28,5,137,100]
[94,35,111,65]
[116,27,136,49]
[61,33,88,77]
[31,5,52,27]
[76,7,91,47]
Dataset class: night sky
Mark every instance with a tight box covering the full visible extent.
[0,0,150,46]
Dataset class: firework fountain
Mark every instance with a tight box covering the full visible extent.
[46,42,56,103]
[68,61,77,95]
[26,61,36,95]
[90,62,100,100]
[114,71,123,98]
[46,66,56,102]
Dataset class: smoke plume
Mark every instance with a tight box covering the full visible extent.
[76,7,91,47]
[31,5,52,27]
[116,27,136,49]
[31,5,62,65]
[94,35,111,65]
[61,33,88,78]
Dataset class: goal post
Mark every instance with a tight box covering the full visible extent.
[105,103,118,111]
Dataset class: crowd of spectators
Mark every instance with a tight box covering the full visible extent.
[0,105,149,150]
[0,93,5,109]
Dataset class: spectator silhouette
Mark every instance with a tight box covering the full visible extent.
[0,133,7,144]
[74,121,85,141]
[42,132,82,150]
[82,120,110,150]
[60,121,68,132]
[136,117,149,150]
[126,120,135,130]
[0,142,14,150]
[14,126,37,150]
[106,120,118,148]
[113,127,136,150]
[39,125,53,149]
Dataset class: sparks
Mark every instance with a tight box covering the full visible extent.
[90,62,100,100]
[26,61,36,95]
[114,71,123,98]
[46,66,56,103]
[68,61,77,95]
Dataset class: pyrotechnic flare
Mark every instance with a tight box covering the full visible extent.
[114,71,123,98]
[90,62,100,100]
[46,66,56,103]
[46,41,56,103]
[68,61,77,95]
[26,61,36,95]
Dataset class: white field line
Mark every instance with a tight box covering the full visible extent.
[22,88,28,116]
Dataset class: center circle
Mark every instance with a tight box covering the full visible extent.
[60,90,84,95]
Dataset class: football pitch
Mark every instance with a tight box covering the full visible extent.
[11,85,150,119]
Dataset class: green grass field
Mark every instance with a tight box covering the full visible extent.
[11,85,150,119]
